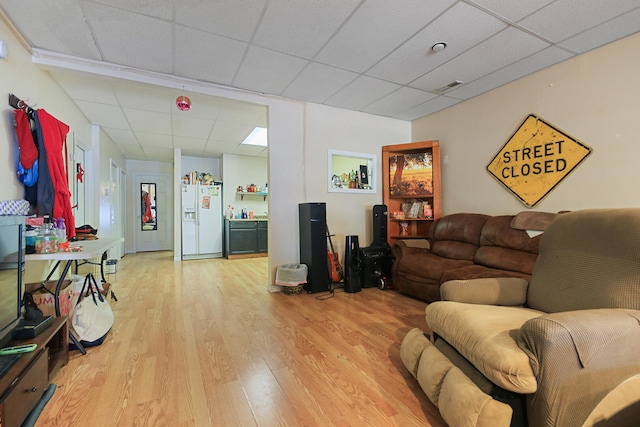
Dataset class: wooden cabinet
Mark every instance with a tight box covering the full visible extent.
[0,317,68,427]
[382,141,441,246]
[225,220,268,259]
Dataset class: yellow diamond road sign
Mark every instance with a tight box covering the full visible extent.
[487,114,592,208]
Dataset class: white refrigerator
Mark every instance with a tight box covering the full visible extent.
[181,182,223,259]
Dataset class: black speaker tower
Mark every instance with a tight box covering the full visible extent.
[360,204,393,289]
[299,202,330,293]
[372,204,388,247]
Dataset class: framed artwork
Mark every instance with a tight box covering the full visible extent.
[389,151,433,196]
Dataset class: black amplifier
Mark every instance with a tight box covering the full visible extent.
[359,244,392,289]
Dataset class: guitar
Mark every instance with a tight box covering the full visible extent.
[326,225,344,283]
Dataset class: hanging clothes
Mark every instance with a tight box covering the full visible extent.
[34,109,76,240]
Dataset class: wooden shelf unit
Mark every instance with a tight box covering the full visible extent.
[382,141,441,245]
[0,317,68,427]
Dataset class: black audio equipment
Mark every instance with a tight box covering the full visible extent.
[360,204,393,289]
[360,246,392,289]
[299,203,330,293]
[344,235,362,293]
[372,204,388,247]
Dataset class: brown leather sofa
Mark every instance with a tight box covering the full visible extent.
[391,213,541,302]
[400,208,640,427]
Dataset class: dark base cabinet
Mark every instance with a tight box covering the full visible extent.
[225,220,268,258]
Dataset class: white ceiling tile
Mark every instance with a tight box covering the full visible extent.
[518,0,640,42]
[175,26,248,86]
[48,70,119,104]
[114,82,173,113]
[446,46,574,99]
[74,101,130,129]
[118,144,146,160]
[282,63,358,104]
[172,115,214,139]
[125,109,172,134]
[175,0,267,42]
[324,76,400,111]
[82,2,174,73]
[142,146,174,161]
[215,101,267,126]
[253,0,360,59]
[410,27,549,92]
[136,132,173,148]
[211,121,255,142]
[0,0,102,59]
[394,95,461,120]
[88,0,174,20]
[367,2,507,84]
[232,46,309,94]
[102,128,139,146]
[362,87,436,117]
[468,0,555,21]
[557,8,640,53]
[316,0,456,72]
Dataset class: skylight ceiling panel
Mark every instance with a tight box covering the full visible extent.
[324,76,400,112]
[367,2,507,85]
[517,0,640,43]
[362,86,436,117]
[282,63,358,104]
[0,0,101,59]
[253,0,360,59]
[232,46,308,95]
[315,0,455,72]
[125,109,172,135]
[175,0,267,42]
[74,100,130,130]
[557,7,640,54]
[410,27,549,93]
[175,26,247,86]
[82,2,173,73]
[445,46,573,100]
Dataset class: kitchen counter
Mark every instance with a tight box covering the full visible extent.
[224,219,268,259]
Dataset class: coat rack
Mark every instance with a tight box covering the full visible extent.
[8,93,34,113]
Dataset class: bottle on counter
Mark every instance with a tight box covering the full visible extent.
[57,218,66,243]
[36,215,58,254]
[264,182,268,193]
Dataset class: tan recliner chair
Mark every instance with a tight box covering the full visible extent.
[401,208,640,427]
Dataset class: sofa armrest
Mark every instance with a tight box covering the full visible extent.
[391,239,431,259]
[518,309,640,427]
[440,278,529,306]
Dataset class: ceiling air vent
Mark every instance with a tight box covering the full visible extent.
[433,80,464,95]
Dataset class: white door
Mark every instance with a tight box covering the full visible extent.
[134,173,173,252]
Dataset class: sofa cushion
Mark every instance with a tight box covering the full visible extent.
[425,301,545,394]
[429,213,489,260]
[440,264,531,283]
[398,253,474,283]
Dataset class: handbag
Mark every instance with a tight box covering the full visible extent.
[70,273,114,346]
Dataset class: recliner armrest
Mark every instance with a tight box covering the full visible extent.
[440,277,529,306]
[518,309,640,427]
[391,239,431,259]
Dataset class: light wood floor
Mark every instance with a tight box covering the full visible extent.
[37,252,446,427]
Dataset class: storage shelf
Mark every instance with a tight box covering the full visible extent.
[390,218,434,221]
[389,195,435,199]
[237,191,268,201]
[390,235,429,239]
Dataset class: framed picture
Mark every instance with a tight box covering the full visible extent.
[389,151,434,196]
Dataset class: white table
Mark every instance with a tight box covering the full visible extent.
[26,237,123,354]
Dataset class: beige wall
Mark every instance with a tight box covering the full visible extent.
[412,32,640,215]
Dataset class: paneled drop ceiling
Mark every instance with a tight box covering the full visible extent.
[1,0,639,162]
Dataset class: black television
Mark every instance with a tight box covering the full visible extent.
[0,216,25,348]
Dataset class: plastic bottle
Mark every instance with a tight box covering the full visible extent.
[264,182,268,193]
[57,218,66,243]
